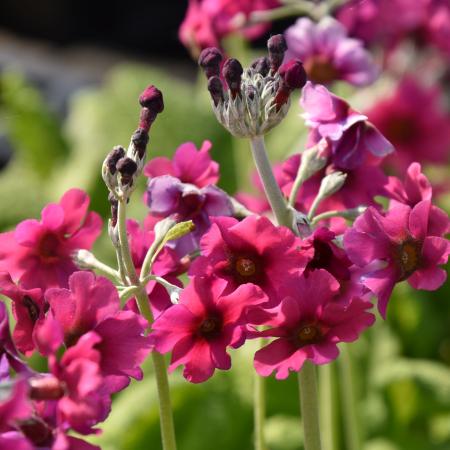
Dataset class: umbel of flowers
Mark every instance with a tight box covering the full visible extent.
[0,31,449,450]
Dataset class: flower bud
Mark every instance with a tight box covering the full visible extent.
[223,58,243,98]
[251,56,270,77]
[267,34,287,73]
[317,171,347,199]
[116,157,138,186]
[139,85,164,113]
[198,47,223,79]
[29,376,65,400]
[279,59,307,90]
[106,146,126,175]
[132,128,150,159]
[296,140,330,184]
[208,76,224,106]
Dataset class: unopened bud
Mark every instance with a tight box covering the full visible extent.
[223,58,243,98]
[106,146,125,175]
[267,34,287,73]
[318,171,347,199]
[251,56,270,77]
[132,128,150,159]
[208,76,224,105]
[274,59,307,110]
[198,47,223,78]
[116,157,138,185]
[139,85,164,113]
[296,140,329,184]
[29,376,65,400]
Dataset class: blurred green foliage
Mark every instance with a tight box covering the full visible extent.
[0,63,449,450]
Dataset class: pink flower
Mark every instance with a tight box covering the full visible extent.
[366,77,450,171]
[144,140,219,188]
[285,17,378,86]
[44,271,151,393]
[189,216,311,306]
[0,273,44,355]
[0,189,102,290]
[301,82,394,170]
[383,162,432,208]
[344,200,450,317]
[127,219,184,318]
[179,0,280,56]
[253,269,375,379]
[0,379,31,432]
[151,276,267,383]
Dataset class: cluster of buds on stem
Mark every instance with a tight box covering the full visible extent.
[102,85,164,202]
[199,35,307,138]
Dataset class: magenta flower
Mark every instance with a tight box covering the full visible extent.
[179,0,280,55]
[366,77,450,171]
[383,162,432,208]
[147,175,233,255]
[151,276,267,383]
[301,82,394,170]
[0,273,44,355]
[254,269,375,379]
[189,215,311,306]
[0,189,102,290]
[285,17,378,86]
[44,271,151,393]
[344,200,450,317]
[0,379,31,432]
[144,140,219,188]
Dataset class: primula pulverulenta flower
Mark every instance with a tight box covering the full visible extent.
[127,219,184,318]
[189,215,311,306]
[383,162,432,208]
[366,77,450,171]
[0,273,44,355]
[44,271,152,393]
[301,82,393,171]
[147,175,233,255]
[144,140,219,188]
[151,276,267,383]
[0,189,102,290]
[344,200,450,317]
[285,17,378,86]
[0,379,31,433]
[253,269,375,380]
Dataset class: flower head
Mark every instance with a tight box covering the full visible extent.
[254,269,375,379]
[189,215,311,306]
[301,82,394,170]
[0,189,102,290]
[344,200,450,317]
[151,276,267,383]
[285,17,378,86]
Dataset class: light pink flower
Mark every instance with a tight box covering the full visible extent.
[179,0,280,55]
[151,276,267,383]
[189,215,311,306]
[144,140,219,188]
[285,17,378,86]
[344,200,450,317]
[0,189,102,290]
[254,269,375,379]
[366,77,450,171]
[301,82,394,170]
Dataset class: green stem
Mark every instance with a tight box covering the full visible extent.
[298,362,322,450]
[254,338,267,450]
[249,136,292,228]
[117,198,177,450]
[319,364,337,450]
[338,345,361,450]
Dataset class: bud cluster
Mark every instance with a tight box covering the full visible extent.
[198,35,307,138]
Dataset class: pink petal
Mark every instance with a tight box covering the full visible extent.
[408,267,447,291]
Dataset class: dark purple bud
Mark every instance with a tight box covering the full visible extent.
[198,47,223,78]
[207,76,224,105]
[29,377,65,400]
[116,157,138,185]
[106,146,126,175]
[108,192,118,226]
[132,128,150,159]
[223,58,243,98]
[278,59,307,90]
[139,85,164,113]
[267,34,287,73]
[251,56,270,77]
[19,418,53,447]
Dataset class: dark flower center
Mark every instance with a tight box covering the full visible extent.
[19,417,54,447]
[307,240,333,271]
[235,257,256,277]
[305,56,339,84]
[37,233,60,261]
[295,322,323,346]
[395,239,421,279]
[198,314,223,340]
[22,295,40,323]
